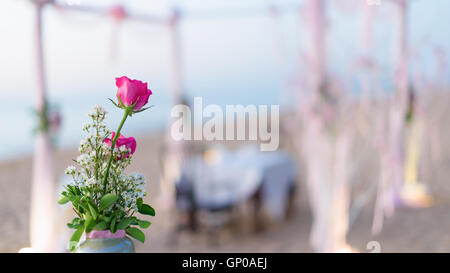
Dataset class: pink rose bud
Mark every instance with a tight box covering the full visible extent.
[116,76,152,111]
[104,132,137,159]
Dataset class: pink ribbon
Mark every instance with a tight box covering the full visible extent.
[86,230,126,239]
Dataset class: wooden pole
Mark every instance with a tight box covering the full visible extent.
[396,0,409,113]
[168,8,183,106]
[29,0,56,252]
[360,3,374,103]
[301,0,355,252]
[372,0,410,234]
[159,8,185,210]
[304,0,331,252]
[309,0,326,97]
[389,0,409,215]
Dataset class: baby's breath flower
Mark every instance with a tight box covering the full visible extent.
[88,104,107,118]
[80,138,88,146]
[76,154,91,167]
[65,166,76,175]
[64,105,150,227]
[119,145,128,153]
[86,177,97,186]
[82,123,90,131]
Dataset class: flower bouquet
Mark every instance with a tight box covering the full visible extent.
[58,76,155,252]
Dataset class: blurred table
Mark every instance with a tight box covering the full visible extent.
[177,145,296,220]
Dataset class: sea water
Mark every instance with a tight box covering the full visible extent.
[0,81,282,161]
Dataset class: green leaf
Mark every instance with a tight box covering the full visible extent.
[93,221,108,231]
[129,216,138,225]
[117,217,134,230]
[117,210,125,219]
[98,215,112,223]
[66,185,77,195]
[69,226,84,252]
[138,204,155,216]
[136,198,143,210]
[67,217,81,229]
[99,194,118,210]
[87,203,98,220]
[84,215,95,233]
[137,220,151,229]
[126,227,145,243]
[58,195,69,205]
[79,198,90,212]
[69,195,80,204]
[110,216,117,233]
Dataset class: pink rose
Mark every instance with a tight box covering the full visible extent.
[116,76,152,111]
[104,132,137,159]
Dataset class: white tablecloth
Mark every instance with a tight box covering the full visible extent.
[178,145,296,220]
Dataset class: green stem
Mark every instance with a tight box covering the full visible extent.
[102,108,130,193]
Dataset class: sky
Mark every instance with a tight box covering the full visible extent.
[0,0,449,159]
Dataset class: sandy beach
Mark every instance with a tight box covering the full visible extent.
[1,92,450,253]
